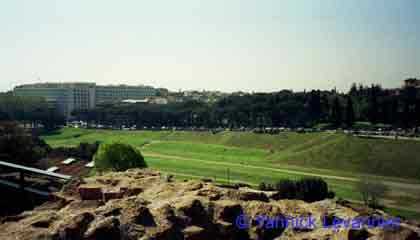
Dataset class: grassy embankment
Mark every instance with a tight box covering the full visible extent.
[42,128,420,219]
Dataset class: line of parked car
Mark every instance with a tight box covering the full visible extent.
[66,121,420,138]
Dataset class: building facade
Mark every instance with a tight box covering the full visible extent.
[13,82,157,118]
[95,85,155,104]
[404,78,420,88]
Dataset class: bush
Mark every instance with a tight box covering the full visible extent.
[258,181,274,191]
[356,179,388,209]
[295,177,329,202]
[275,179,297,199]
[327,191,336,199]
[272,177,329,202]
[94,142,147,172]
[259,182,267,191]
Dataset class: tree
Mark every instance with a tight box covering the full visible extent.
[294,177,329,202]
[0,110,8,120]
[0,121,50,165]
[368,86,380,124]
[275,179,297,199]
[331,97,342,127]
[308,90,321,123]
[356,179,388,209]
[258,181,274,191]
[390,98,399,125]
[345,97,355,127]
[93,142,147,172]
[403,102,412,128]
[273,177,330,202]
[349,83,358,96]
[67,79,415,129]
[415,99,420,127]
[0,93,64,130]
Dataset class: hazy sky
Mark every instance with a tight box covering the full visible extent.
[1,0,419,92]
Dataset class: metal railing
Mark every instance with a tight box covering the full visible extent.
[0,160,72,196]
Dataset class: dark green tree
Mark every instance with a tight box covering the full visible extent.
[94,142,147,172]
[331,97,342,127]
[345,97,355,127]
[368,89,379,124]
[275,179,297,199]
[295,177,329,202]
[390,98,399,126]
[349,83,358,96]
[0,121,50,164]
[415,100,420,127]
[308,90,322,124]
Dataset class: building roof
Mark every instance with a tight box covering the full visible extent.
[35,157,91,178]
[122,99,149,103]
[62,158,77,165]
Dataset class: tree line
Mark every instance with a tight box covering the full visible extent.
[1,81,420,130]
[0,93,65,130]
[0,122,50,165]
[74,82,420,129]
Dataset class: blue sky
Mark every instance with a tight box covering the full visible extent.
[1,0,419,92]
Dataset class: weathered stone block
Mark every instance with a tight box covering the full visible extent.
[78,187,103,200]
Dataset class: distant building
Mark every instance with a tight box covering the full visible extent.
[13,82,158,118]
[121,99,149,104]
[149,97,168,105]
[404,78,420,88]
[14,82,96,118]
[156,88,169,97]
[95,84,156,104]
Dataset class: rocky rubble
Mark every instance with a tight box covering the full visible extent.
[0,169,419,240]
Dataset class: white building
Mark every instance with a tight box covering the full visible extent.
[14,82,159,118]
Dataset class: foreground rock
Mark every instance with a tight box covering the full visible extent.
[0,169,419,240]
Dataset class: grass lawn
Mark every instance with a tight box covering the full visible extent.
[41,128,420,219]
[43,128,420,180]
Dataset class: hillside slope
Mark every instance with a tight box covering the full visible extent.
[42,128,420,180]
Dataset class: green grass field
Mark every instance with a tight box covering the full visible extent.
[41,128,420,219]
